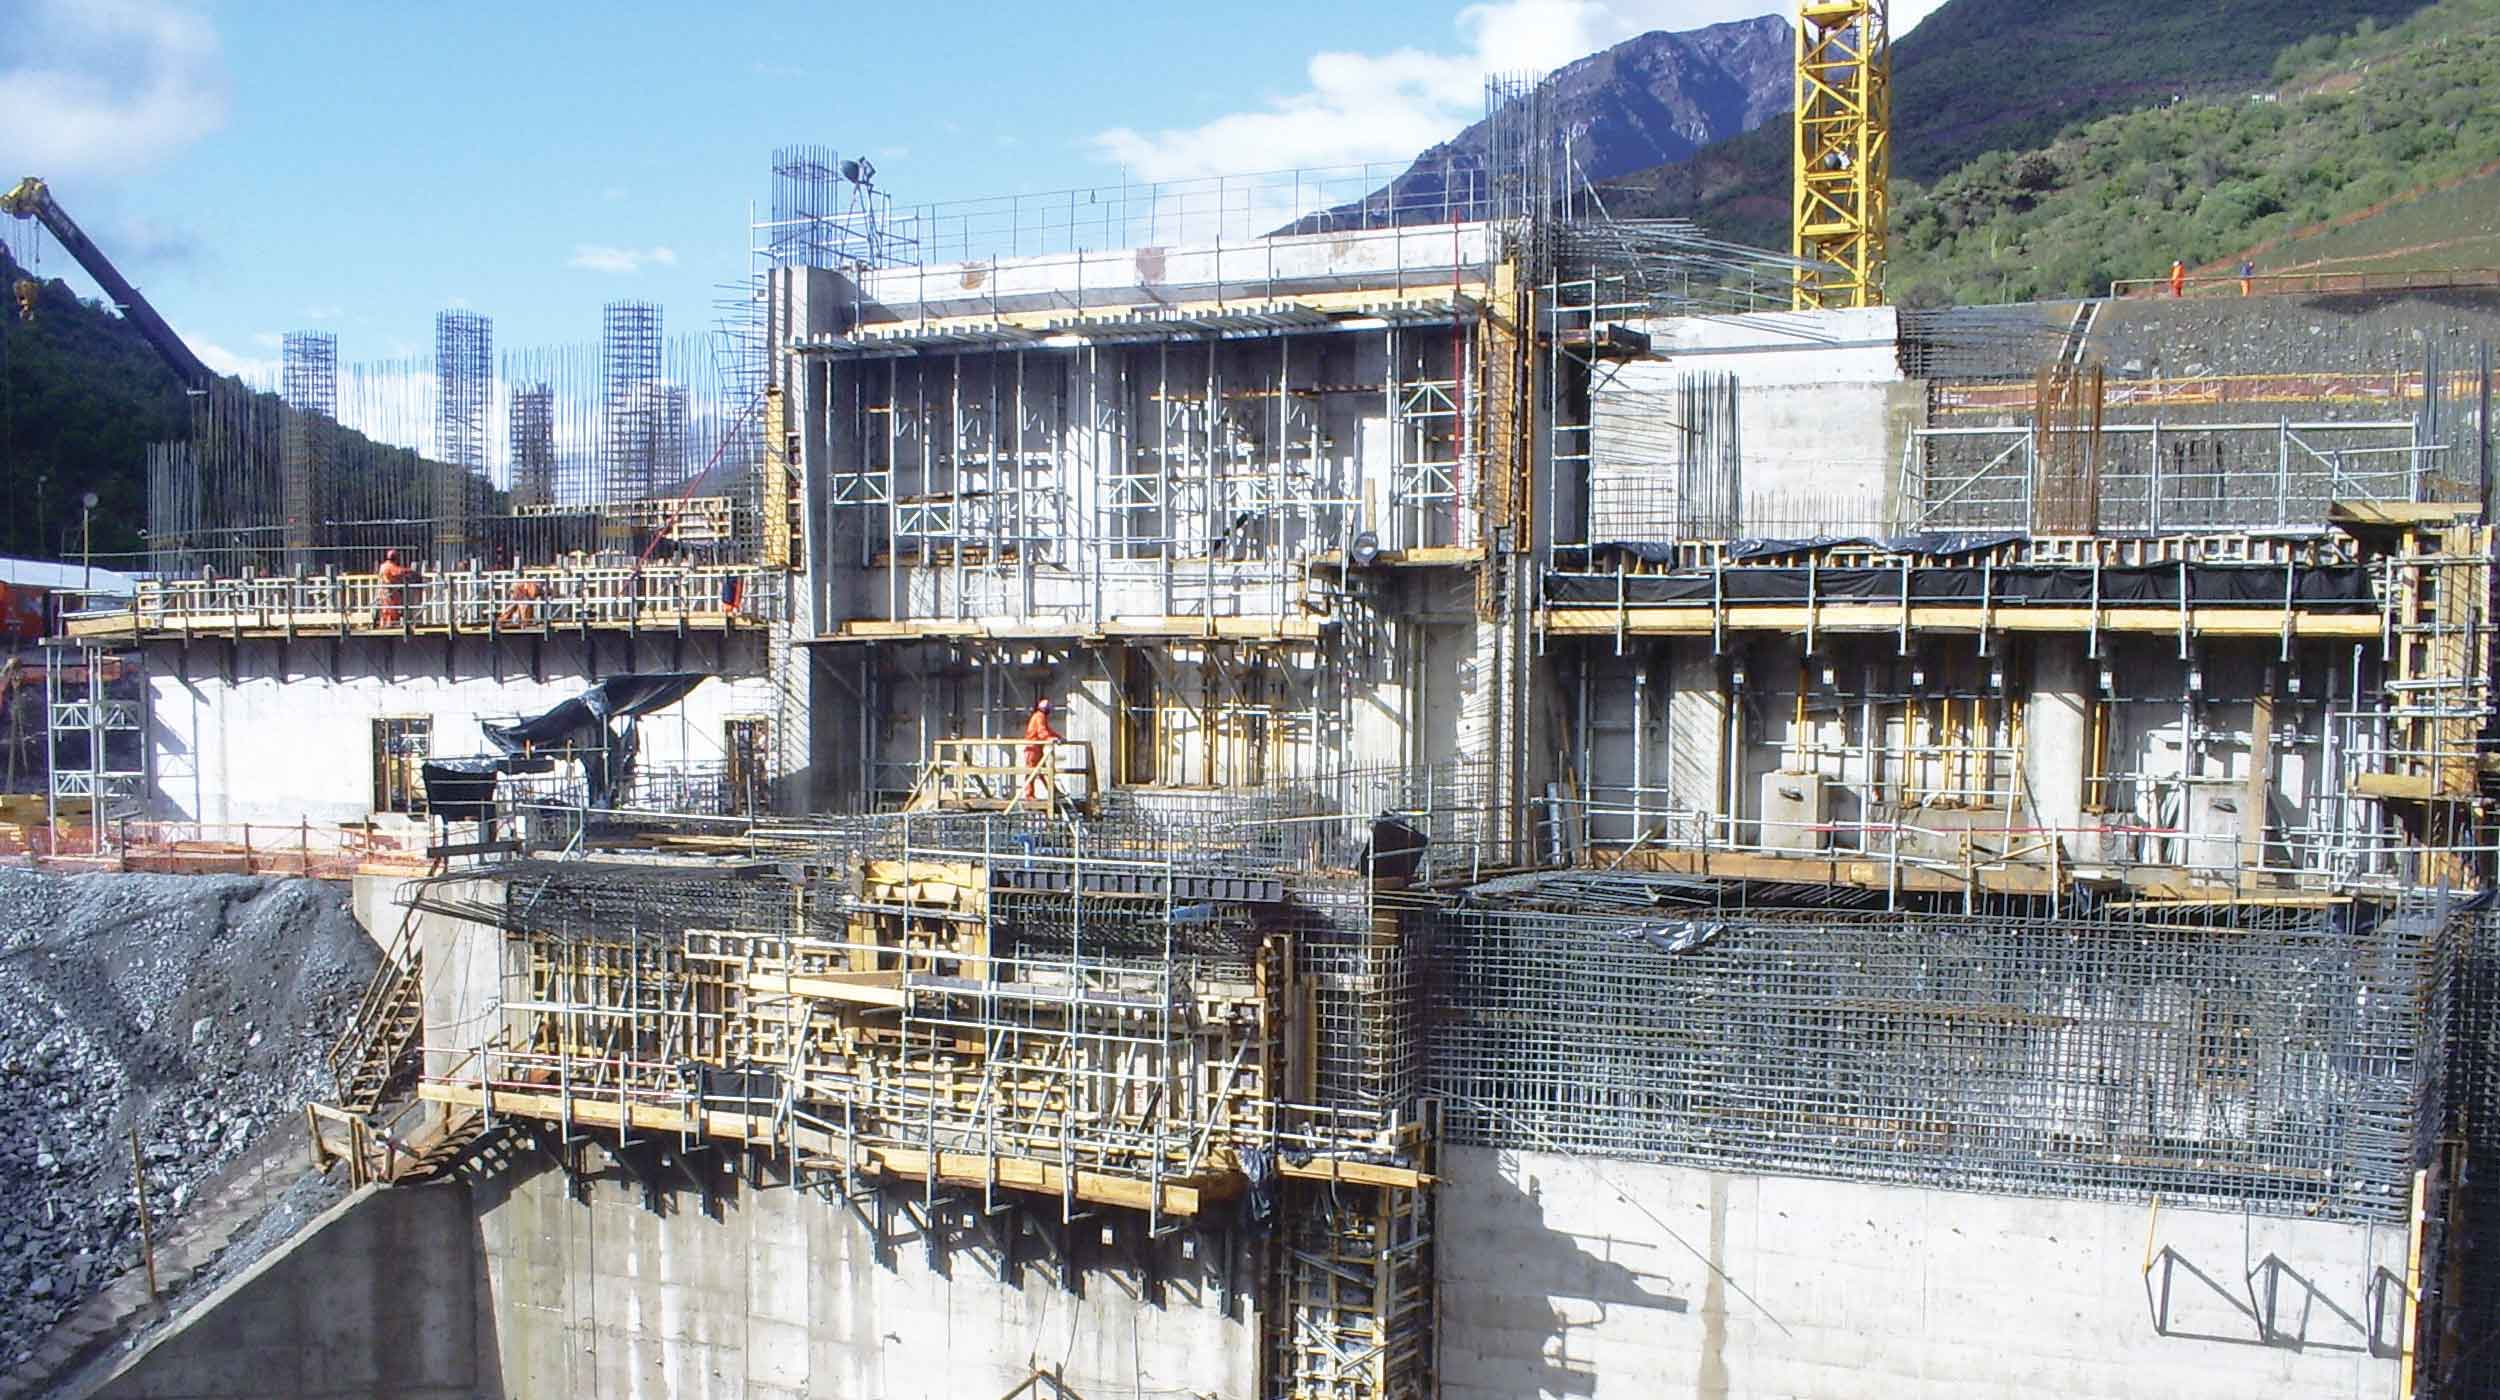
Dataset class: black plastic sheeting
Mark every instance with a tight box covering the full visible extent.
[1592,532,2027,566]
[481,673,711,753]
[418,764,501,823]
[1547,563,2375,609]
[420,755,556,823]
[415,674,711,818]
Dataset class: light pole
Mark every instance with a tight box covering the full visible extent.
[80,491,97,596]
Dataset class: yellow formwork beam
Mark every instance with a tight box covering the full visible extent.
[1793,0,1890,310]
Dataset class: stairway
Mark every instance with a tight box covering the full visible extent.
[328,902,426,1116]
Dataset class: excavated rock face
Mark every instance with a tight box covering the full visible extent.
[0,871,377,1368]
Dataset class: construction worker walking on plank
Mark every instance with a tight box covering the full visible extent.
[375,548,417,626]
[1021,697,1060,801]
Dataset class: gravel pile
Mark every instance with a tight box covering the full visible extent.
[2093,286,2500,383]
[0,871,378,1368]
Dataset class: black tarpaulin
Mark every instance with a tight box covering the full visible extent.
[1591,532,2028,566]
[419,755,556,822]
[419,763,501,823]
[480,673,710,810]
[1546,564,2375,609]
[481,673,710,754]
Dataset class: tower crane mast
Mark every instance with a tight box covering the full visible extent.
[1793,1,1891,310]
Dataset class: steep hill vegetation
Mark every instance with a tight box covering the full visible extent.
[1597,0,2436,250]
[1888,0,2500,304]
[0,248,487,569]
[0,247,186,560]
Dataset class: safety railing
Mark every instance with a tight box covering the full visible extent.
[2112,267,2500,299]
[1903,419,2435,534]
[65,562,781,637]
[1548,792,2479,895]
[886,161,1490,268]
[904,739,1099,817]
[498,760,750,821]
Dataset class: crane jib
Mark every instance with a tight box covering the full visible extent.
[4,175,214,388]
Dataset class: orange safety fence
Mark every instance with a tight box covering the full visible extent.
[0,817,429,879]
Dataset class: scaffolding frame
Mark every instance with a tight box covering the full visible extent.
[417,786,1451,1398]
[44,643,144,851]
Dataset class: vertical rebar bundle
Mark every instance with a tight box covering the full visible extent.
[1677,370,1741,539]
[435,311,492,556]
[769,143,908,270]
[770,145,845,270]
[508,383,556,510]
[654,384,688,495]
[602,300,662,513]
[280,331,337,419]
[1481,74,1551,230]
[279,331,338,570]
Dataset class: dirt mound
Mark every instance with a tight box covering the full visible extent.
[0,871,377,1367]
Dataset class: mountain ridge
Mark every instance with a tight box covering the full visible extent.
[1305,15,1792,229]
[1590,0,2439,249]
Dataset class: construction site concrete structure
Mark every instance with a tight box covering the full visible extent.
[145,634,778,828]
[50,128,2500,1399]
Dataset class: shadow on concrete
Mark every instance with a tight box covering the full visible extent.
[1489,1165,1694,1399]
[462,1199,512,1399]
[2143,1244,2379,1355]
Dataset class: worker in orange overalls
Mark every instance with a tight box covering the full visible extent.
[1021,697,1060,800]
[2169,259,2186,298]
[375,549,417,626]
[499,575,544,627]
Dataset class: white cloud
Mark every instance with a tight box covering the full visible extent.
[303,303,342,321]
[195,339,279,387]
[0,0,228,177]
[568,244,678,274]
[1094,0,1954,182]
[1894,1,1952,32]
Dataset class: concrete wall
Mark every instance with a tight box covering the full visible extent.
[94,1184,494,1400]
[145,635,777,826]
[1438,1147,2405,1400]
[848,221,1492,323]
[1605,306,1919,539]
[473,1153,1257,1400]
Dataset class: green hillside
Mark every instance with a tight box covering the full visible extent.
[2248,165,2500,277]
[1597,0,2436,251]
[0,247,187,560]
[1888,0,2500,304]
[0,248,496,570]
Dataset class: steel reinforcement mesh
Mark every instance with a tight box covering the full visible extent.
[2432,909,2500,1397]
[1428,893,2456,1223]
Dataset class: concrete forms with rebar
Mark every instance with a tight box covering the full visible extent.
[58,95,2500,1397]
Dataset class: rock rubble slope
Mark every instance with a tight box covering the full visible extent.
[0,870,377,1368]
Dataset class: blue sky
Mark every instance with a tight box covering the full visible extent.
[2,0,1947,382]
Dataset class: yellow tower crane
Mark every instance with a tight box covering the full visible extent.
[1792,1,1891,310]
